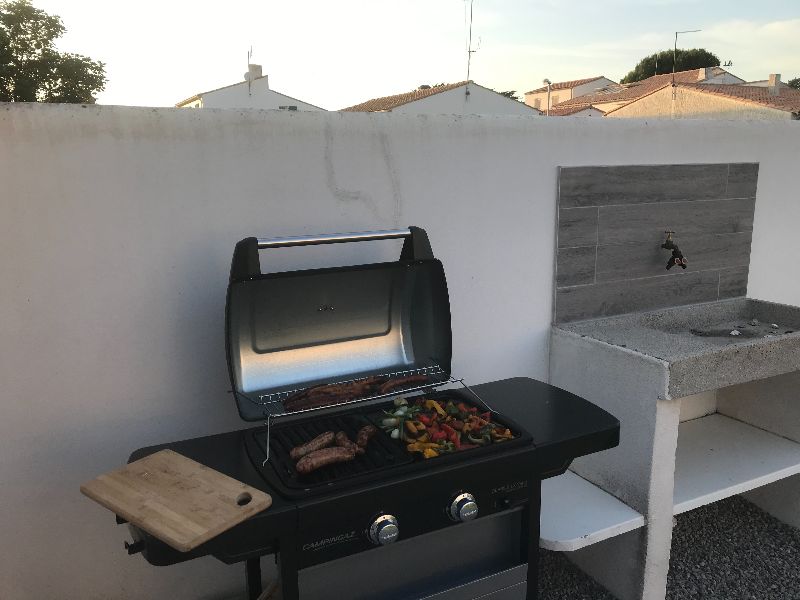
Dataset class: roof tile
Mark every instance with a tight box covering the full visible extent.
[679,83,800,114]
[546,68,736,114]
[341,82,469,112]
[525,76,606,95]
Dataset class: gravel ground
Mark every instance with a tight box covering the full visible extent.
[538,495,800,600]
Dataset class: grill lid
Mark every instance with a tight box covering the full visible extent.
[225,227,452,421]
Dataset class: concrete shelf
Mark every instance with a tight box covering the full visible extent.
[674,413,800,515]
[540,471,645,551]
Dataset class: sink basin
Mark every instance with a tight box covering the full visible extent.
[556,298,800,397]
[640,299,800,341]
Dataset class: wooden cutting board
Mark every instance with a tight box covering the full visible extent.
[80,449,272,552]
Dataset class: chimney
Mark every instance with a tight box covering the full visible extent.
[697,67,709,82]
[768,73,781,96]
[245,64,266,86]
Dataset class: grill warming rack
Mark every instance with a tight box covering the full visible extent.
[235,364,495,464]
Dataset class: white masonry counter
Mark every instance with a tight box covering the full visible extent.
[548,298,800,600]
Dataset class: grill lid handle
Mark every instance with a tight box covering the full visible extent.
[230,226,433,281]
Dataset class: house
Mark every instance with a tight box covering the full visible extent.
[607,74,800,120]
[546,104,605,117]
[742,77,791,89]
[176,64,325,111]
[341,81,541,116]
[524,76,618,112]
[544,67,744,117]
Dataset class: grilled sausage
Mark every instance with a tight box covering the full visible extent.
[284,376,389,411]
[356,424,378,448]
[284,394,343,413]
[289,431,335,460]
[378,374,430,394]
[335,431,365,455]
[295,446,356,474]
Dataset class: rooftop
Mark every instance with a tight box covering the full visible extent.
[525,76,607,95]
[340,81,469,112]
[548,67,738,113]
[680,82,800,114]
[547,103,600,116]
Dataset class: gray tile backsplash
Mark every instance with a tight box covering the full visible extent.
[559,164,730,208]
[597,197,755,245]
[558,207,598,247]
[556,246,596,287]
[555,163,758,323]
[718,266,750,299]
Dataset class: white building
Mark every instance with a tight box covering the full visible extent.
[176,65,325,111]
[543,67,747,117]
[524,76,618,112]
[341,81,541,116]
[607,75,800,120]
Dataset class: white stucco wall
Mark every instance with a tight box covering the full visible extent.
[393,84,539,116]
[703,72,746,85]
[184,77,324,111]
[1,104,799,599]
[608,86,793,120]
[570,77,616,99]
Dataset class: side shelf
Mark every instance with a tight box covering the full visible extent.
[674,413,800,515]
[540,471,645,551]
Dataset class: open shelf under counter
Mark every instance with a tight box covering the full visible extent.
[674,413,800,515]
[540,470,645,552]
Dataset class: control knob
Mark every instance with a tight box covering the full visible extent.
[449,492,478,522]
[368,514,399,546]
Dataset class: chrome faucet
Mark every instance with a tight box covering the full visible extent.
[662,231,688,270]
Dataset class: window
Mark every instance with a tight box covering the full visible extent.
[534,99,541,109]
[279,105,298,111]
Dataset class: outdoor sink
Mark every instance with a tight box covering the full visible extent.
[557,298,800,398]
[640,299,800,341]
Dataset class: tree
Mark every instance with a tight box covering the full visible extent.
[789,78,800,90]
[499,90,520,101]
[0,0,106,103]
[620,48,720,84]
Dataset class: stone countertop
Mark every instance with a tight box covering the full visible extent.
[554,298,800,398]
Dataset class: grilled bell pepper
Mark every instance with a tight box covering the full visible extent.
[430,430,448,442]
[422,448,439,459]
[407,441,441,452]
[425,399,447,417]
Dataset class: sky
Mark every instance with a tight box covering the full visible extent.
[33,0,800,110]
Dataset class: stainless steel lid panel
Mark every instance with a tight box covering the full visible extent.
[225,228,452,421]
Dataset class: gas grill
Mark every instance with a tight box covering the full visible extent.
[119,227,620,600]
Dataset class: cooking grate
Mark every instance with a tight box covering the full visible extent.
[254,413,413,491]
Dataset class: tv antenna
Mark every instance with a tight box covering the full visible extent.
[247,46,253,96]
[673,30,701,85]
[465,0,480,96]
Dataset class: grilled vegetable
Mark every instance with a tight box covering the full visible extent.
[425,399,447,417]
[467,433,489,446]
